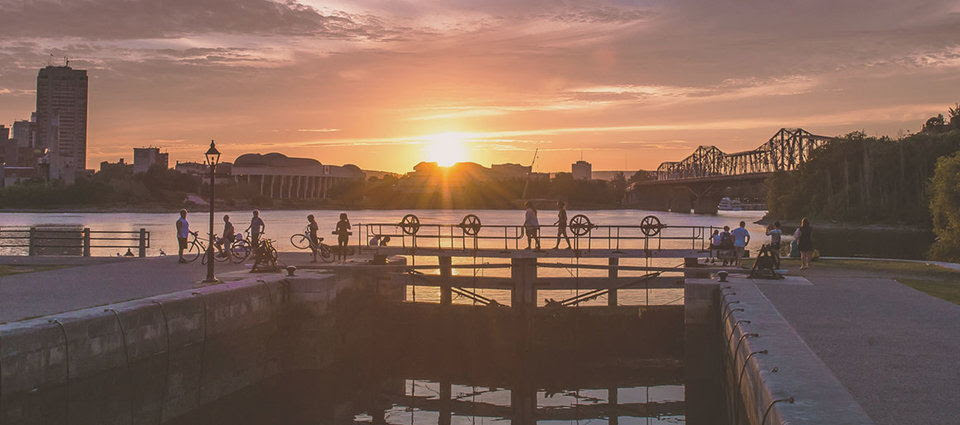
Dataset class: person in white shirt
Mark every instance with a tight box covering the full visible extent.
[523,201,541,250]
[765,221,783,267]
[176,209,190,263]
[730,221,751,266]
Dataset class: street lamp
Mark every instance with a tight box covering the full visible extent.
[203,140,221,284]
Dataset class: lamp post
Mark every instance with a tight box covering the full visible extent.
[203,140,221,284]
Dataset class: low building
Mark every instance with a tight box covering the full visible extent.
[133,147,169,174]
[99,158,131,173]
[490,163,531,179]
[230,153,365,199]
[0,166,36,187]
[572,160,592,180]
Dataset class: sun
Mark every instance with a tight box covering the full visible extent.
[423,132,469,166]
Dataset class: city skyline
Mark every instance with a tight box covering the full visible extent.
[1,0,959,173]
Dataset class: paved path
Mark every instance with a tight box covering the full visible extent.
[0,252,319,323]
[754,265,960,425]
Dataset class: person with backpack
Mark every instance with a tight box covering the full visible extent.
[719,225,734,266]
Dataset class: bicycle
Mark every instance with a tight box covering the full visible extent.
[181,232,231,264]
[290,227,333,262]
[225,231,256,264]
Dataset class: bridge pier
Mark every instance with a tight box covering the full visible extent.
[511,257,538,308]
[439,256,452,305]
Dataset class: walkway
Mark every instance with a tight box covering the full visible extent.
[0,253,315,323]
[754,264,960,425]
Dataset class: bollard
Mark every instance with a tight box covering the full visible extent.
[83,228,91,257]
[138,228,147,258]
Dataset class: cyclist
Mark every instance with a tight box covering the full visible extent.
[215,215,236,257]
[307,214,320,262]
[176,209,190,263]
[246,210,265,248]
[334,213,351,262]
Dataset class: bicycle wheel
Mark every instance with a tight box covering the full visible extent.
[184,242,203,263]
[214,245,231,262]
[230,240,251,263]
[290,233,310,250]
[319,244,333,262]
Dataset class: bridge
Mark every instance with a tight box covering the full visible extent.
[625,128,834,214]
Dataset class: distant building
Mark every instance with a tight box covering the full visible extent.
[0,166,36,187]
[99,158,132,173]
[133,147,169,174]
[572,160,592,180]
[11,120,33,148]
[35,65,88,183]
[230,153,365,199]
[490,163,531,179]
[0,125,8,142]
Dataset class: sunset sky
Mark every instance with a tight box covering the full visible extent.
[1,0,959,173]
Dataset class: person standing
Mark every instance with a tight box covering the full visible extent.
[176,209,190,263]
[552,201,571,250]
[794,218,814,269]
[246,210,265,249]
[334,213,352,262]
[719,225,733,266]
[523,201,541,250]
[731,221,751,267]
[709,229,722,264]
[765,221,783,268]
[307,214,320,263]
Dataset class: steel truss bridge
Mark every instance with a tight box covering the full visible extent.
[626,128,834,213]
[654,128,833,181]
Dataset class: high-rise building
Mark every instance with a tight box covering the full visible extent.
[572,160,592,180]
[133,147,169,173]
[11,120,33,148]
[35,65,88,183]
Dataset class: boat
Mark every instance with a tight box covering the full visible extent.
[717,197,743,211]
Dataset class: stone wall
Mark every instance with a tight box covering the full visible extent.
[0,275,292,425]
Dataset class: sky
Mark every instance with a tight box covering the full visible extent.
[1,0,959,173]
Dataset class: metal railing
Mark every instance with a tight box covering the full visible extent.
[358,213,718,253]
[0,227,151,257]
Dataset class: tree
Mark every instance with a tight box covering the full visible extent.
[949,103,960,130]
[922,114,949,133]
[928,151,960,261]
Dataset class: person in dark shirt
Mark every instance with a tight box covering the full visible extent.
[246,210,265,248]
[334,213,352,262]
[215,215,235,257]
[552,201,571,249]
[307,214,320,263]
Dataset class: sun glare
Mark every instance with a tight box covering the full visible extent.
[423,132,469,166]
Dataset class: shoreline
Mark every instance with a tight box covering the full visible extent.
[755,216,932,233]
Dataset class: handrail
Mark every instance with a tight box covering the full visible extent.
[0,227,151,257]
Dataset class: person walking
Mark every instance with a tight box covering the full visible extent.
[176,209,190,263]
[215,215,235,257]
[765,221,783,268]
[731,221,751,267]
[307,214,320,263]
[334,213,352,262]
[794,218,814,269]
[246,210,265,249]
[523,201,541,250]
[552,201,571,249]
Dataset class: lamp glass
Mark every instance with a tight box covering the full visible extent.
[204,140,221,166]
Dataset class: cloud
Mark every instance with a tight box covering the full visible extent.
[297,128,341,132]
[0,0,392,40]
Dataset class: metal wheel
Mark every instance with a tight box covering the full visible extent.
[459,214,482,236]
[290,233,310,250]
[184,241,203,263]
[640,215,663,237]
[319,244,334,262]
[400,214,421,235]
[569,214,593,236]
[230,240,251,263]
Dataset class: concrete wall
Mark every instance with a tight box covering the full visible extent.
[0,275,291,425]
[686,277,875,425]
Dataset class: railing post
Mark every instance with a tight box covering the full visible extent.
[608,257,619,307]
[28,227,36,256]
[138,228,147,258]
[511,257,537,308]
[439,255,452,305]
[83,228,91,257]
